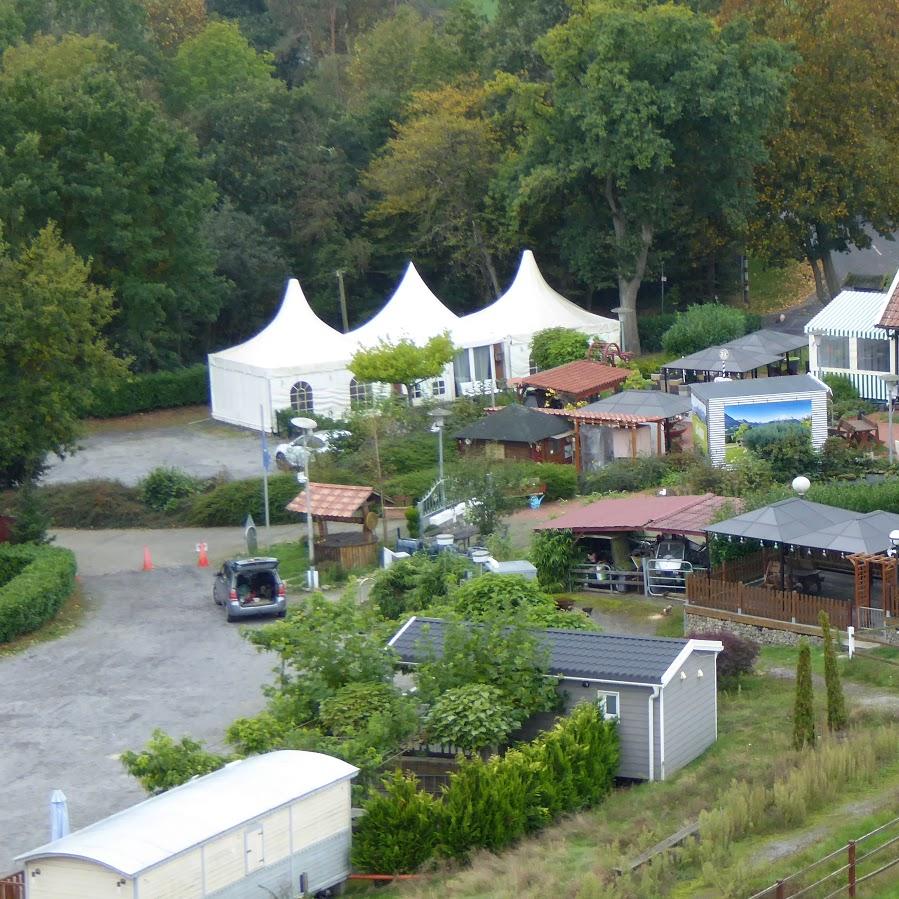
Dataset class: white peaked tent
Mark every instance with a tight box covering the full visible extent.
[450,250,620,393]
[208,279,353,430]
[348,262,460,403]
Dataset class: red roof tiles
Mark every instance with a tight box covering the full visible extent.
[286,483,377,522]
[878,278,899,330]
[510,360,629,401]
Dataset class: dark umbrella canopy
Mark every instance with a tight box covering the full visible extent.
[580,390,690,418]
[798,511,899,555]
[661,345,782,375]
[725,329,807,356]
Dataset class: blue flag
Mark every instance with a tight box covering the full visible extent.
[261,429,271,472]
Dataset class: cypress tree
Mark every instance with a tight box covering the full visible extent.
[793,640,816,749]
[819,611,848,732]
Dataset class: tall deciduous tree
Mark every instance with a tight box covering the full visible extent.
[512,2,792,353]
[364,83,506,298]
[139,0,205,51]
[0,224,126,487]
[0,35,223,368]
[724,0,899,303]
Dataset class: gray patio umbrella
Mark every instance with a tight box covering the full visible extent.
[704,498,858,546]
[580,390,690,418]
[50,789,69,840]
[724,329,807,356]
[661,345,782,376]
[797,511,899,556]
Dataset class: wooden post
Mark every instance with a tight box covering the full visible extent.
[775,880,785,899]
[848,840,856,897]
[574,419,581,473]
[630,426,638,459]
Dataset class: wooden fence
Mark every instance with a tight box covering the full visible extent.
[687,575,851,629]
[710,548,777,583]
[0,872,23,899]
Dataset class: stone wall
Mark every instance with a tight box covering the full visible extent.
[685,609,824,647]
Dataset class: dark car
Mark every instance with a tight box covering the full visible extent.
[213,558,287,622]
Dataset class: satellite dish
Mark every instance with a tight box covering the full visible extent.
[364,511,379,531]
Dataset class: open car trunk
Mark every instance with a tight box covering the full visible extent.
[235,570,279,607]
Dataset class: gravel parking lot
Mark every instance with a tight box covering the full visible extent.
[0,566,279,873]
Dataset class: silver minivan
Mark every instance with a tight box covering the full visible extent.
[213,557,287,622]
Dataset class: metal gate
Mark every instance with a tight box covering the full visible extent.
[644,559,697,596]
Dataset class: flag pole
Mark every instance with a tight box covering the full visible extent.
[260,404,271,549]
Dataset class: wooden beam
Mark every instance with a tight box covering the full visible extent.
[574,419,581,472]
[630,427,637,459]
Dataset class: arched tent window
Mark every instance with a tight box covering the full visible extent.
[290,381,313,413]
[349,378,373,409]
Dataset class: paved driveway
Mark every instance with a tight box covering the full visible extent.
[0,566,278,873]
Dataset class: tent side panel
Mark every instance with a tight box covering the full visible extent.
[24,859,129,899]
[209,361,271,430]
[290,782,351,852]
[269,369,353,422]
[138,850,203,899]
[202,829,245,893]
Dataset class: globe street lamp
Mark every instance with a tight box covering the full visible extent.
[290,416,318,589]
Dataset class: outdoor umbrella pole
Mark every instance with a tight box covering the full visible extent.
[780,544,786,590]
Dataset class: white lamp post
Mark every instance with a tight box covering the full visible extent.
[291,416,318,589]
[792,475,811,496]
[882,374,899,465]
[429,407,450,507]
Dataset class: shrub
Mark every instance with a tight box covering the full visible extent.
[140,467,201,512]
[807,478,899,513]
[120,729,227,794]
[352,771,440,874]
[405,506,421,538]
[793,641,816,750]
[638,313,679,353]
[531,529,580,591]
[187,473,299,526]
[9,480,51,544]
[742,421,818,482]
[370,554,470,621]
[530,327,589,370]
[384,467,439,503]
[819,612,847,732]
[531,462,578,501]
[425,684,520,754]
[688,630,759,686]
[0,544,76,643]
[225,712,287,755]
[85,364,208,418]
[661,304,748,357]
[580,457,671,494]
[37,480,172,529]
[319,682,409,738]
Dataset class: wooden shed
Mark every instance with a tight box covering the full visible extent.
[453,404,574,463]
[16,751,358,899]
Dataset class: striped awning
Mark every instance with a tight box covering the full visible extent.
[804,289,890,340]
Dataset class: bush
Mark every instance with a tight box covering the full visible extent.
[637,313,678,353]
[530,462,578,501]
[225,712,287,755]
[351,771,440,874]
[384,467,439,503]
[405,506,421,538]
[187,473,300,526]
[661,304,748,357]
[9,480,51,544]
[37,480,173,528]
[531,529,581,591]
[807,478,899,513]
[140,467,201,512]
[319,682,409,738]
[742,421,818,482]
[370,554,470,621]
[579,457,672,494]
[688,630,759,686]
[0,544,76,643]
[425,684,520,754]
[530,327,589,370]
[85,364,208,418]
[120,729,228,793]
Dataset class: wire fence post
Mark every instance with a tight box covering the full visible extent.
[848,840,856,897]
[775,879,785,899]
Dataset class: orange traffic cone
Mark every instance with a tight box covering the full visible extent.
[197,542,209,568]
[142,546,153,571]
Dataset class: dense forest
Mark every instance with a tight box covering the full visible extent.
[0,0,897,368]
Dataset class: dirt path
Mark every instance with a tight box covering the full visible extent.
[766,665,899,714]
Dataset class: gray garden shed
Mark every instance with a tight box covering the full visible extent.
[16,750,358,899]
[389,618,723,781]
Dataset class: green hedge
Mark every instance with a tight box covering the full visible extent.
[352,701,619,873]
[188,474,301,527]
[0,544,77,643]
[85,364,209,418]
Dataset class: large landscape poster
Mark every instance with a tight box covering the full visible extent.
[723,398,812,461]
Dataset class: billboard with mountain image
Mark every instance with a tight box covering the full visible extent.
[722,398,812,462]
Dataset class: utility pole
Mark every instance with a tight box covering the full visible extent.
[336,270,349,332]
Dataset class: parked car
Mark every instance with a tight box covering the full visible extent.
[274,429,350,467]
[213,557,287,621]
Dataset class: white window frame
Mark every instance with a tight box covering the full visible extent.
[290,381,314,414]
[596,690,620,720]
[856,338,891,373]
[431,378,446,396]
[817,336,850,369]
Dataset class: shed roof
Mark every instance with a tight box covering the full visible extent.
[453,404,571,443]
[511,359,629,400]
[388,617,721,685]
[580,390,690,419]
[534,493,725,535]
[876,268,899,330]
[661,345,781,375]
[690,374,828,402]
[805,288,891,340]
[647,494,740,535]
[16,751,358,877]
[286,483,379,521]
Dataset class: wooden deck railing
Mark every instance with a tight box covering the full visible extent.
[709,548,778,583]
[687,575,850,629]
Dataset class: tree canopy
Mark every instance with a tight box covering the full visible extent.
[349,333,455,399]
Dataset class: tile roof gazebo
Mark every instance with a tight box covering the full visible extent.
[286,483,383,569]
[510,359,629,406]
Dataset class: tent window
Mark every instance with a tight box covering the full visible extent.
[529,355,539,375]
[432,378,446,396]
[290,381,314,413]
[453,350,471,382]
[472,345,492,381]
[350,378,373,409]
[817,337,849,369]
[857,338,890,372]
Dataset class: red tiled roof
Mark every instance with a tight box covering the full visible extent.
[878,278,899,329]
[535,493,726,536]
[647,495,740,536]
[510,360,629,400]
[286,483,377,521]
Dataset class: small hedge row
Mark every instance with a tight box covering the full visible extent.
[187,474,301,527]
[352,701,619,873]
[0,544,77,643]
[85,364,209,418]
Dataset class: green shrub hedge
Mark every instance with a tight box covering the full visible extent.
[188,474,301,527]
[0,544,77,643]
[85,364,208,418]
[39,481,173,529]
[352,701,619,873]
